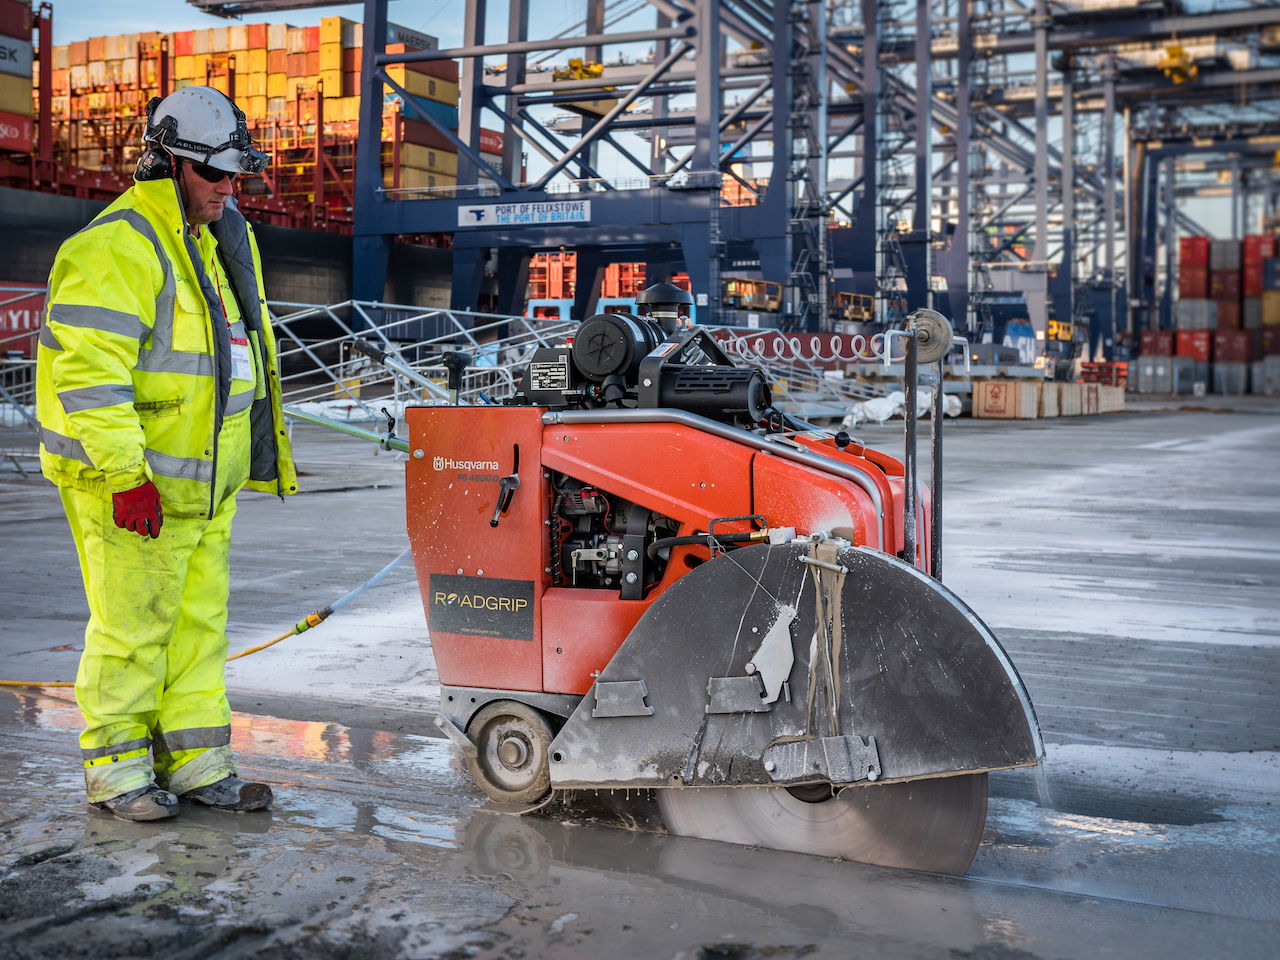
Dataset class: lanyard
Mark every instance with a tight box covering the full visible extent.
[208,249,231,328]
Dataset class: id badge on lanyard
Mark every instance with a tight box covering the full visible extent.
[230,336,253,382]
[213,256,253,383]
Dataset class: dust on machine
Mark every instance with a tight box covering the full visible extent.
[403,283,1043,877]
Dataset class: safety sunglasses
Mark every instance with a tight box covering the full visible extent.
[188,161,239,184]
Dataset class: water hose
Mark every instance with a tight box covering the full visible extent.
[0,547,414,689]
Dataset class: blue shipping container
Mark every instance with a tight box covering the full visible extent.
[386,92,458,130]
[1264,257,1280,291]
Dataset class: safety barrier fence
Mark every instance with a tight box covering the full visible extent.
[0,286,891,479]
[267,299,578,422]
[0,285,46,476]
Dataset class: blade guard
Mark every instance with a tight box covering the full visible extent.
[548,541,1044,790]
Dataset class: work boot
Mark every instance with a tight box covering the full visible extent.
[179,776,273,812]
[90,784,179,822]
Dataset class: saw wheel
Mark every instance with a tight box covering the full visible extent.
[657,773,988,876]
[466,701,555,804]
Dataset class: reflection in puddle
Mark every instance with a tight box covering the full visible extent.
[281,793,458,849]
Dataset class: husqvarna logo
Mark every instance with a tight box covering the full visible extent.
[433,456,500,471]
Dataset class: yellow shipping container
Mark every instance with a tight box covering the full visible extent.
[1262,290,1280,326]
[398,142,458,175]
[174,55,196,80]
[319,42,342,73]
[320,69,342,96]
[382,167,457,190]
[385,66,459,105]
[331,96,361,121]
[267,73,287,98]
[321,16,358,47]
[244,48,267,74]
[244,95,268,119]
[0,74,33,116]
[243,72,267,97]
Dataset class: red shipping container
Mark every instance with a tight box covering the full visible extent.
[1244,234,1276,268]
[305,51,319,75]
[1263,328,1280,357]
[342,46,361,73]
[88,36,105,61]
[342,70,358,98]
[0,108,32,152]
[0,0,31,39]
[1214,330,1253,364]
[268,49,286,73]
[386,43,458,82]
[304,26,320,52]
[246,23,267,48]
[286,53,306,77]
[1140,330,1174,356]
[1244,263,1264,298]
[1179,266,1208,300]
[0,290,44,358]
[1210,270,1241,302]
[173,30,194,57]
[69,40,87,66]
[1217,300,1241,329]
[398,118,503,156]
[1180,236,1210,268]
[1176,330,1212,362]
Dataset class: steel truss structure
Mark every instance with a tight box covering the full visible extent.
[341,0,1280,353]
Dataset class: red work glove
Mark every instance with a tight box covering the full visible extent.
[112,480,164,539]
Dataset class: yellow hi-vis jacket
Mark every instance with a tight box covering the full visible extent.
[36,177,297,518]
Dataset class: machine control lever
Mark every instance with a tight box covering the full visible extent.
[490,474,520,528]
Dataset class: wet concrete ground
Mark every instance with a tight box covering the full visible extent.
[2,409,1278,957]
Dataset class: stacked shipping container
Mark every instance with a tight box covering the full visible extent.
[9,15,509,217]
[1171,234,1280,395]
[0,0,33,152]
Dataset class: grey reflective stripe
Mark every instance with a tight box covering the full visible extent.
[82,737,151,761]
[58,383,135,413]
[225,389,254,416]
[229,319,246,339]
[135,349,215,377]
[38,423,92,465]
[154,725,231,754]
[81,207,179,362]
[48,304,149,342]
[39,325,63,350]
[145,448,213,482]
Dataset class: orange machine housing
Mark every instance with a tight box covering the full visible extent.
[405,407,923,698]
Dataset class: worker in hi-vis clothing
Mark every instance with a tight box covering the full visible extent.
[35,87,298,821]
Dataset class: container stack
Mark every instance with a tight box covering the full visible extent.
[1173,235,1215,394]
[1254,254,1280,394]
[27,15,522,226]
[0,0,33,154]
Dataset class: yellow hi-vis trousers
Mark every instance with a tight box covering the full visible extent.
[63,407,252,803]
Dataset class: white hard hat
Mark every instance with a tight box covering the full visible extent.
[143,86,268,174]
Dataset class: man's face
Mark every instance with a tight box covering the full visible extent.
[179,160,236,226]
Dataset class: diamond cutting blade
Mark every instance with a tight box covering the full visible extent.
[657,773,988,876]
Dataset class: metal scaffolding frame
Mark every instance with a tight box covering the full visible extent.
[345,0,1280,352]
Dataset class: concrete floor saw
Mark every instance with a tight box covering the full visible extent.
[346,284,1043,877]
